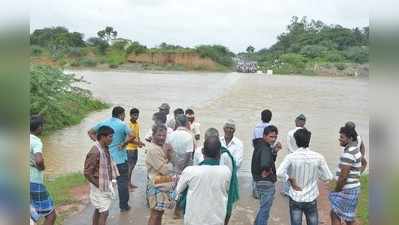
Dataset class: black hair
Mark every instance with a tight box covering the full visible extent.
[112,106,125,118]
[153,112,167,124]
[263,125,278,136]
[203,136,221,159]
[97,126,114,140]
[130,108,140,115]
[261,109,272,123]
[339,126,358,142]
[174,108,184,116]
[175,114,188,127]
[30,115,44,132]
[294,128,312,148]
[185,108,194,115]
[152,123,167,135]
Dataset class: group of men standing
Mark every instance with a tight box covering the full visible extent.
[29,103,367,225]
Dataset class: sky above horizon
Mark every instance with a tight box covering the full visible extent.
[30,0,369,53]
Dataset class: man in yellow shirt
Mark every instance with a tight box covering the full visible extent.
[126,108,145,190]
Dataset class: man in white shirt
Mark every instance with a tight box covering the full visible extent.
[287,114,306,153]
[220,119,243,169]
[252,109,272,141]
[176,136,231,225]
[283,114,306,195]
[167,114,194,174]
[277,128,333,225]
[185,108,201,148]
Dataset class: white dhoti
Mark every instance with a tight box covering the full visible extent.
[89,183,113,213]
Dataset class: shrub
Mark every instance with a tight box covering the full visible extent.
[79,58,97,67]
[324,51,345,62]
[106,49,126,67]
[30,65,108,132]
[343,46,368,64]
[31,45,44,56]
[126,42,147,55]
[300,45,327,58]
[335,63,347,71]
[278,53,307,73]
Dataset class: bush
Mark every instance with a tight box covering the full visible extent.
[126,41,147,55]
[30,65,108,132]
[195,45,234,67]
[343,46,368,64]
[69,59,80,67]
[79,58,97,67]
[278,53,307,73]
[67,47,82,57]
[324,51,345,62]
[106,49,126,67]
[335,63,347,71]
[31,45,44,56]
[300,45,327,58]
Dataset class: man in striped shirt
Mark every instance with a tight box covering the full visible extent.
[329,126,362,225]
[277,128,333,225]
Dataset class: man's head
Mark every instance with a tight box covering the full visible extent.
[261,109,272,123]
[339,126,358,147]
[223,119,236,140]
[173,108,184,118]
[175,114,189,128]
[185,108,195,123]
[202,136,221,159]
[97,126,114,146]
[153,112,167,125]
[345,121,356,129]
[295,114,306,128]
[152,124,167,146]
[30,115,44,135]
[130,108,140,122]
[263,125,278,145]
[158,103,170,115]
[294,128,311,148]
[112,106,125,121]
[204,127,219,140]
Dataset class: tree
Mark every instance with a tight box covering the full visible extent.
[97,26,118,43]
[86,37,109,55]
[246,45,255,53]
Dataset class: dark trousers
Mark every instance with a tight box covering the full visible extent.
[116,162,129,210]
[289,198,318,225]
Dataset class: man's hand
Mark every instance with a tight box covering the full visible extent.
[138,141,145,148]
[288,177,302,191]
[261,169,272,178]
[275,141,282,152]
[163,143,173,161]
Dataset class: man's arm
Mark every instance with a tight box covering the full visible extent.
[334,165,351,192]
[360,142,367,172]
[235,141,244,168]
[175,168,191,195]
[88,128,97,141]
[276,156,290,182]
[84,149,99,187]
[34,153,45,171]
[319,156,333,182]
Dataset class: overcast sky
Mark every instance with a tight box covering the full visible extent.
[30,0,369,53]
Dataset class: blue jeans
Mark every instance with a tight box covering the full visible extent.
[289,198,318,225]
[116,162,130,210]
[254,181,276,225]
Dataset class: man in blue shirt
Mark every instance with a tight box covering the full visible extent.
[88,106,133,212]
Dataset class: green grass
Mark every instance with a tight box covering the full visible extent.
[45,172,87,225]
[45,172,87,206]
[358,176,368,225]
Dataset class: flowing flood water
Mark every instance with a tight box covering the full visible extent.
[42,70,368,225]
[43,70,368,176]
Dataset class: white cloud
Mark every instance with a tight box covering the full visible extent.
[30,0,369,52]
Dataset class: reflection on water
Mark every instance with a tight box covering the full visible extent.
[43,70,368,177]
